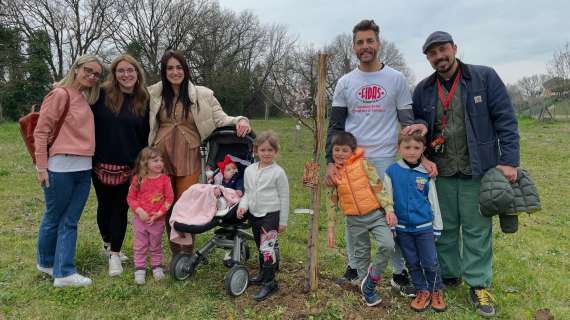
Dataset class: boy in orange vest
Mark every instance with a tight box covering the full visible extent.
[327,132,397,307]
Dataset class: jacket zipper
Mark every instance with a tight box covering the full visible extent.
[345,165,364,214]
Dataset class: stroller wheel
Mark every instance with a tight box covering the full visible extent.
[224,265,249,296]
[170,253,197,281]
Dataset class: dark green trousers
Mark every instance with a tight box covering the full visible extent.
[435,176,492,288]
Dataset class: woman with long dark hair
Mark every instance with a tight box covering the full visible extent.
[148,50,250,256]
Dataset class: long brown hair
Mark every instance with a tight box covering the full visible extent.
[133,147,163,191]
[104,54,149,116]
[160,50,193,118]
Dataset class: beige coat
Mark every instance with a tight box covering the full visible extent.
[147,81,245,145]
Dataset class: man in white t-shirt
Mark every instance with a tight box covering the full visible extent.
[325,19,427,296]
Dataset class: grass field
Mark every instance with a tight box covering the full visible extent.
[0,117,568,319]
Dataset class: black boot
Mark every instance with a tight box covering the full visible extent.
[254,265,278,301]
[249,255,264,285]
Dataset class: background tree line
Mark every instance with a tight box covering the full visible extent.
[0,0,410,121]
[1,0,568,121]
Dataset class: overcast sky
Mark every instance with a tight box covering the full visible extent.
[217,0,569,85]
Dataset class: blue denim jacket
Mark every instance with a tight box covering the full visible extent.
[412,60,520,177]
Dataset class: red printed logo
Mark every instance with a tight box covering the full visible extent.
[357,85,386,103]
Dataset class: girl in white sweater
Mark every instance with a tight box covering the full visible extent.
[237,130,289,301]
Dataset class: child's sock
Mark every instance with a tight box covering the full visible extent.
[368,266,381,284]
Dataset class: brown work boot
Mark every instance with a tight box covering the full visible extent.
[410,290,431,312]
[431,290,447,312]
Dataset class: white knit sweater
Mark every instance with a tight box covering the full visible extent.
[238,162,290,225]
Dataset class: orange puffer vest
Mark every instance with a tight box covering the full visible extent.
[335,148,380,216]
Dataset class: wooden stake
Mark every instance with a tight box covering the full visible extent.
[305,53,328,292]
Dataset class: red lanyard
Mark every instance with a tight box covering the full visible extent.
[436,70,462,130]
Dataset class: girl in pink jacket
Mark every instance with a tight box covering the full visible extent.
[127,147,174,284]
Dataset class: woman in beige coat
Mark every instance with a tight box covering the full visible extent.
[148,50,250,256]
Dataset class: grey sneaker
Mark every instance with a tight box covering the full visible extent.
[53,273,92,288]
[108,255,123,277]
[37,264,53,277]
[134,270,146,285]
[152,267,165,281]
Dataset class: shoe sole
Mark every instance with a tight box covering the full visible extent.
[362,296,382,307]
[411,305,429,312]
[432,306,447,312]
[53,281,92,288]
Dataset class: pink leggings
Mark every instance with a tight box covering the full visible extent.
[133,217,164,269]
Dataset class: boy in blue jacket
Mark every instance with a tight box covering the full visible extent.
[384,132,445,312]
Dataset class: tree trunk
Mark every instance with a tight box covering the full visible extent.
[305,53,328,292]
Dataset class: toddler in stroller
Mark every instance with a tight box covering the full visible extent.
[169,126,255,296]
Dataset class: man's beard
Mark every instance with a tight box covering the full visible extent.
[436,56,456,74]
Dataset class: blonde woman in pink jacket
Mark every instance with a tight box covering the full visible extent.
[34,55,103,288]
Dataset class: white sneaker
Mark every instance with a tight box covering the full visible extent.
[53,273,92,288]
[37,264,53,277]
[152,267,165,281]
[134,270,146,284]
[102,243,129,262]
[108,255,123,277]
[118,251,129,262]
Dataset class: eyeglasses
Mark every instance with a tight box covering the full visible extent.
[116,68,136,75]
[82,66,102,79]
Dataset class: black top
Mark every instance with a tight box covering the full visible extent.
[92,89,150,166]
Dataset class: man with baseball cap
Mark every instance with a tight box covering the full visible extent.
[410,31,520,317]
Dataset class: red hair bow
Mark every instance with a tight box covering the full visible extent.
[217,155,235,173]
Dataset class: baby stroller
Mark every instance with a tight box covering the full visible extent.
[170,126,255,296]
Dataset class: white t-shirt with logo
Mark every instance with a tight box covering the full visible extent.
[332,66,412,158]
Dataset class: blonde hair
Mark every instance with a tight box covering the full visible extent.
[133,147,164,190]
[254,130,280,152]
[56,54,104,104]
[104,54,149,116]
